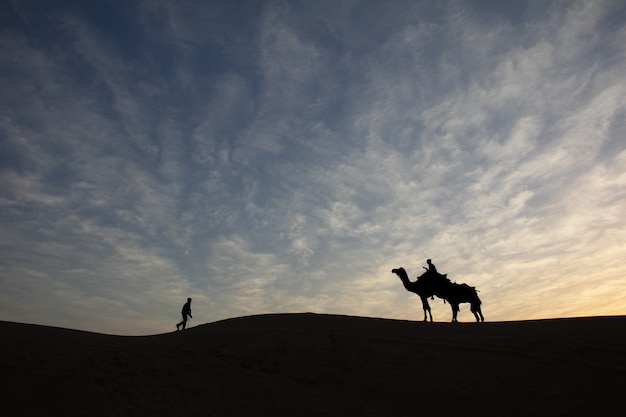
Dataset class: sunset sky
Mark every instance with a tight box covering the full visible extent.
[1,0,625,335]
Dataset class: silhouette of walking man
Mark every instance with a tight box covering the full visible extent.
[176,297,193,331]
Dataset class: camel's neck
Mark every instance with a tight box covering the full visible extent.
[400,276,415,291]
[395,269,419,291]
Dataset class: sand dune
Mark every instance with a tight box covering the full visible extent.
[2,314,625,416]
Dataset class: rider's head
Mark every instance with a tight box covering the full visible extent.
[188,297,192,302]
[427,259,432,264]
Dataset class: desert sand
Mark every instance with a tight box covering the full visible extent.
[2,313,625,416]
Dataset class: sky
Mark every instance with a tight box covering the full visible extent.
[1,0,625,335]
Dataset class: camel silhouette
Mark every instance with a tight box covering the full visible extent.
[392,267,485,322]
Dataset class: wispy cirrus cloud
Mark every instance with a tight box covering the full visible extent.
[1,1,624,333]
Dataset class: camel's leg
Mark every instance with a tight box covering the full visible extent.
[470,301,485,322]
[421,296,433,322]
[471,303,481,322]
[450,303,459,322]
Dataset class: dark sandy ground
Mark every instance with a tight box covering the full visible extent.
[2,314,625,416]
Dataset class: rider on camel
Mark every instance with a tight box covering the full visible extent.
[424,259,438,274]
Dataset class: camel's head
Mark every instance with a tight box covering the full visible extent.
[391,267,407,279]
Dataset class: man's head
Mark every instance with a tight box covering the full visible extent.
[188,297,192,302]
[427,259,432,265]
